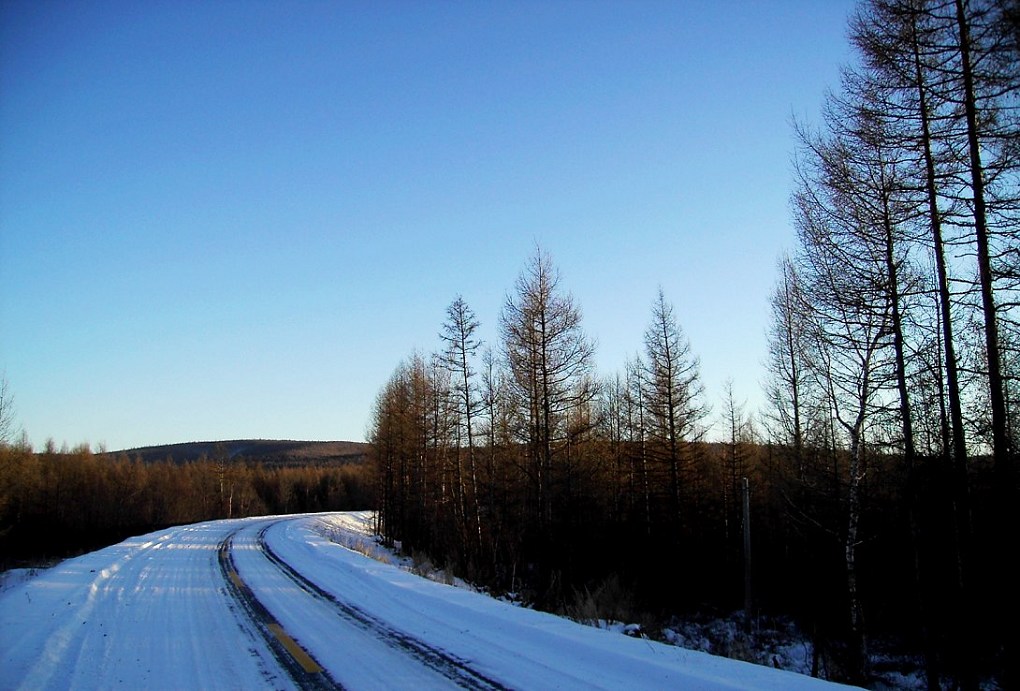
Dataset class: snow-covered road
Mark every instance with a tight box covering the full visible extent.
[1,513,853,690]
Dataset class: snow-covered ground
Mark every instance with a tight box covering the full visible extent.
[0,512,856,690]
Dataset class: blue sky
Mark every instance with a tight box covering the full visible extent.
[1,0,855,450]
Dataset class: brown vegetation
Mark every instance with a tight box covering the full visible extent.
[0,440,374,568]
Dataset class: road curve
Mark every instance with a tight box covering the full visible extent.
[217,527,342,690]
[2,514,854,691]
[0,516,510,690]
[226,519,508,689]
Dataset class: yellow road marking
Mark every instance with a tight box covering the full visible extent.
[267,623,324,674]
[227,564,324,675]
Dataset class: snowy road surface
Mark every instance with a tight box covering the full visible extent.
[1,513,852,690]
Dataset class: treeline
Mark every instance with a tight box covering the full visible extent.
[371,0,1018,687]
[369,250,993,685]
[0,441,374,566]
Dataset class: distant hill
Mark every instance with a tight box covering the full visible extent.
[114,440,370,467]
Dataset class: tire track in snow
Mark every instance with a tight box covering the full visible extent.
[14,530,179,690]
[217,527,343,691]
[256,523,511,691]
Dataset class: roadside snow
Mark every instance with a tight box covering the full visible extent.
[0,568,44,595]
[275,513,857,690]
[316,511,926,690]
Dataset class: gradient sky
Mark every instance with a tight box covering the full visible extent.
[1,0,856,451]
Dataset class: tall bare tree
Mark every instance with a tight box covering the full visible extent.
[500,248,596,529]
[849,2,1020,685]
[440,296,484,552]
[720,379,754,547]
[625,354,653,535]
[642,288,707,527]
[764,255,814,477]
[792,96,912,683]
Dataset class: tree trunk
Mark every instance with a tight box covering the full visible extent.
[844,423,868,686]
[953,4,1010,687]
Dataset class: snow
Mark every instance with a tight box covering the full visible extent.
[1,512,857,690]
[0,568,43,594]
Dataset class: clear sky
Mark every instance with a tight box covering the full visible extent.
[1,0,856,451]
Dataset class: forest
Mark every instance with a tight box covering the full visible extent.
[0,440,374,567]
[369,1,1018,688]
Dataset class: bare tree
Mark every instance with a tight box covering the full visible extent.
[625,354,653,535]
[0,375,16,448]
[642,288,707,526]
[764,255,815,477]
[440,295,483,552]
[849,2,1020,685]
[720,379,754,545]
[500,248,596,529]
[792,95,912,684]
[951,0,1017,475]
